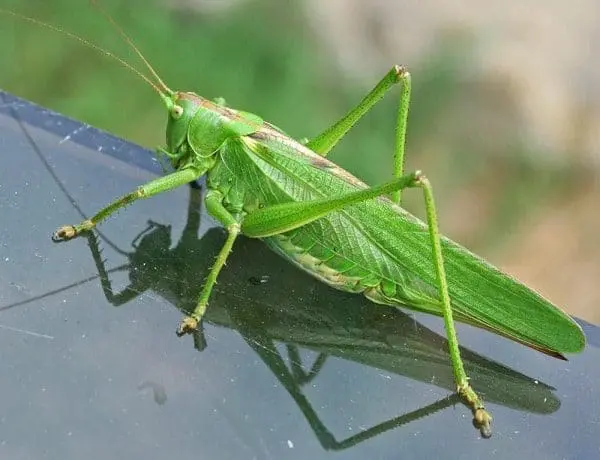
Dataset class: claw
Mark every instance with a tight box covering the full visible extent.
[52,225,78,242]
[458,383,493,438]
[473,408,493,438]
[177,316,198,336]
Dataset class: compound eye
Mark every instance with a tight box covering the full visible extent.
[171,105,184,119]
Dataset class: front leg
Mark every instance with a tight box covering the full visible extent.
[177,189,240,335]
[53,167,202,242]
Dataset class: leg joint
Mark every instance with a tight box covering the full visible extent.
[393,64,410,81]
[227,223,241,234]
[413,170,428,186]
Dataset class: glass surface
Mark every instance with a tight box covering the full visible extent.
[1,91,599,459]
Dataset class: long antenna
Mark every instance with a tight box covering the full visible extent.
[0,8,166,97]
[89,0,173,95]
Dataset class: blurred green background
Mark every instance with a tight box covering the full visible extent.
[1,0,598,323]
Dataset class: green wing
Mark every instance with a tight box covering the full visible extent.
[223,132,586,357]
[407,230,584,357]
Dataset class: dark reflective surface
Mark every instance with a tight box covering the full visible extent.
[1,91,599,459]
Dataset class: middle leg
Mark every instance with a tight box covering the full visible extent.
[177,189,240,335]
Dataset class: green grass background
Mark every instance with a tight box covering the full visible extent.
[0,0,580,254]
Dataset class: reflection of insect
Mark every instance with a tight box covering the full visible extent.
[6,185,561,449]
[2,1,585,438]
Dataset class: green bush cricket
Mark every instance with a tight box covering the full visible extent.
[2,2,586,438]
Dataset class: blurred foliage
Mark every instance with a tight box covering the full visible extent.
[0,0,579,253]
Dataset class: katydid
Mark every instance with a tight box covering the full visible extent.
[2,3,586,438]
